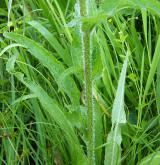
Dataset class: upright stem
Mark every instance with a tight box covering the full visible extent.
[79,0,95,164]
[8,0,15,105]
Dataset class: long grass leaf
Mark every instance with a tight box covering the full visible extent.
[5,52,87,165]
[3,32,80,105]
[143,35,160,102]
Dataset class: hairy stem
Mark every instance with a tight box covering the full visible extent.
[79,0,95,164]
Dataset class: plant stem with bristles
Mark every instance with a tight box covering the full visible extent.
[79,0,95,164]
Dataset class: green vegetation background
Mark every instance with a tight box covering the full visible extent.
[0,0,160,164]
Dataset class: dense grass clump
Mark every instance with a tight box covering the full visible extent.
[1,0,160,164]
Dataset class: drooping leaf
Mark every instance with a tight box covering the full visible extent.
[28,21,71,65]
[3,32,80,105]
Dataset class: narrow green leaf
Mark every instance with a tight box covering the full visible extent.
[15,72,86,164]
[143,35,160,102]
[5,53,87,165]
[28,21,70,64]
[3,32,80,105]
[112,53,128,124]
[104,52,129,165]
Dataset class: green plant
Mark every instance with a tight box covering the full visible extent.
[79,0,95,164]
[1,0,160,164]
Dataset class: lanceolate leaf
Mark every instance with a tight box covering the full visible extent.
[28,21,71,65]
[112,53,128,125]
[104,53,129,165]
[3,32,80,105]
